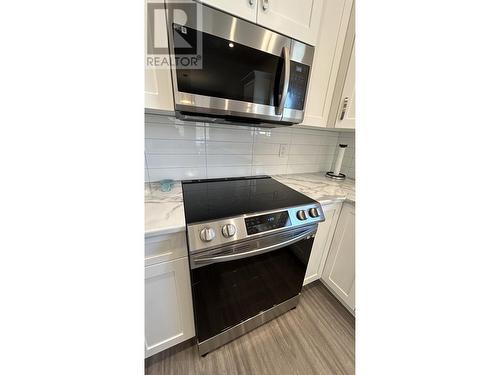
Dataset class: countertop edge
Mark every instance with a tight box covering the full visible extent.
[145,225,186,238]
[144,197,350,237]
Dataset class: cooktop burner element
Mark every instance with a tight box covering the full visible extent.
[182,175,314,224]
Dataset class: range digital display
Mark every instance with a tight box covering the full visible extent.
[245,211,290,235]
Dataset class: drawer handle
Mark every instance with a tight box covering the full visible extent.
[249,0,255,5]
[262,0,269,11]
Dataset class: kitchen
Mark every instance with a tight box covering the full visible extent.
[145,0,356,373]
[4,1,499,375]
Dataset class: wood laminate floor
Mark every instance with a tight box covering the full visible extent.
[145,282,355,375]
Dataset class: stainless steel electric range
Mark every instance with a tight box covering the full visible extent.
[181,175,325,355]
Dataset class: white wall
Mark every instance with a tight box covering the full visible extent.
[145,114,355,181]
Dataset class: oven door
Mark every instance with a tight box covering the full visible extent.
[165,3,313,125]
[190,225,317,343]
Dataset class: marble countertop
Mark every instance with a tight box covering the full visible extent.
[272,173,355,206]
[145,181,185,237]
[145,173,355,237]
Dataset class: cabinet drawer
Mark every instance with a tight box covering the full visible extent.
[145,231,187,266]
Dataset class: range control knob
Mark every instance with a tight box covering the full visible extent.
[296,210,307,221]
[199,227,216,242]
[309,207,319,218]
[221,224,236,238]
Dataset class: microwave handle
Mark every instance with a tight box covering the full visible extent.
[277,45,290,116]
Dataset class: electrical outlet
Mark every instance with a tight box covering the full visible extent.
[279,144,287,158]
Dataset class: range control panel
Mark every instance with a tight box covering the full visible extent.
[245,211,290,235]
[186,204,325,254]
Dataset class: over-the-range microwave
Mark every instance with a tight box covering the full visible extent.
[165,2,314,127]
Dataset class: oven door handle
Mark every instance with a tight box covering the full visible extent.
[192,226,316,266]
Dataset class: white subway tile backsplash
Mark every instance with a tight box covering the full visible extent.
[205,126,253,142]
[207,165,252,178]
[144,115,355,181]
[288,143,336,156]
[287,154,318,165]
[206,141,253,155]
[207,154,252,166]
[253,142,282,155]
[251,165,287,175]
[145,122,205,140]
[252,154,288,166]
[290,133,327,146]
[286,163,322,174]
[253,129,292,144]
[145,114,176,124]
[146,154,205,168]
[148,167,207,182]
[145,139,205,155]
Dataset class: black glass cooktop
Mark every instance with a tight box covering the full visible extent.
[181,176,315,224]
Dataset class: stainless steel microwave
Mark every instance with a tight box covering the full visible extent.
[165,2,314,127]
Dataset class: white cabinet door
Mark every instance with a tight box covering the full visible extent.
[256,0,324,45]
[335,43,355,129]
[304,203,341,285]
[200,0,258,22]
[145,0,174,112]
[145,257,195,358]
[299,0,353,128]
[328,3,355,129]
[321,203,355,312]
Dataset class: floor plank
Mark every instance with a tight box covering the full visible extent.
[145,281,355,375]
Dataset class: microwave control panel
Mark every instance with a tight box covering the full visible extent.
[285,61,310,110]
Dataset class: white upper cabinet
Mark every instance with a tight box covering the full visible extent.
[199,0,258,22]
[145,0,174,112]
[202,0,324,45]
[256,0,324,45]
[299,0,353,128]
[333,43,355,129]
[328,3,355,129]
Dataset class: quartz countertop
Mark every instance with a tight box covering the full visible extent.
[272,173,355,206]
[145,181,185,237]
[145,173,355,237]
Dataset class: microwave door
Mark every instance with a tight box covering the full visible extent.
[166,4,290,123]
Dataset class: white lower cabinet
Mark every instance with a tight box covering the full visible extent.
[145,256,195,358]
[321,203,355,313]
[304,203,341,285]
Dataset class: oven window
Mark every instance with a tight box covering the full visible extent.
[191,237,313,343]
[172,25,283,106]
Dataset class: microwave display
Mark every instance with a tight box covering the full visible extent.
[285,62,310,110]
